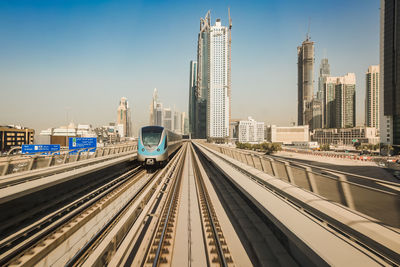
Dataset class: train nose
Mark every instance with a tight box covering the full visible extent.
[146,158,155,165]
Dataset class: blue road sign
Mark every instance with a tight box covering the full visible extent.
[68,137,97,152]
[22,144,60,154]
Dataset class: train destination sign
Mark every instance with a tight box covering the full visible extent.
[22,144,61,154]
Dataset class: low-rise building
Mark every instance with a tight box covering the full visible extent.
[0,125,35,152]
[265,125,309,144]
[312,126,379,146]
[238,117,264,143]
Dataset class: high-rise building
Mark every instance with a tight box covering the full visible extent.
[117,97,132,138]
[189,61,197,135]
[173,109,181,133]
[335,73,356,128]
[318,58,330,98]
[365,65,380,128]
[380,0,400,149]
[195,11,232,142]
[311,98,322,130]
[323,76,339,128]
[163,108,173,131]
[297,36,314,127]
[155,102,163,126]
[149,88,158,125]
[322,73,356,128]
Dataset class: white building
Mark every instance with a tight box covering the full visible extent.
[163,108,173,131]
[265,125,309,144]
[207,17,232,141]
[76,124,96,137]
[238,117,264,143]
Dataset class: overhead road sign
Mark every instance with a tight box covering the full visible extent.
[22,144,60,155]
[68,137,97,153]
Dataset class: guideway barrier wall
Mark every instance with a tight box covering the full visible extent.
[0,143,138,177]
[205,143,400,229]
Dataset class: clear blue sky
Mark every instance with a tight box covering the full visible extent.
[0,0,380,134]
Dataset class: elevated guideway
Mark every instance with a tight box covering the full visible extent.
[198,141,399,265]
[0,140,398,266]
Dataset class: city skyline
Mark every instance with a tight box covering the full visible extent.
[0,0,380,134]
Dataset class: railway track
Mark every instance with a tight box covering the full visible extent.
[3,141,388,266]
[191,144,233,266]
[1,166,147,266]
[0,162,136,239]
[193,143,299,266]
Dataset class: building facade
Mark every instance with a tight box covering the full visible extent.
[297,36,314,127]
[194,11,232,141]
[380,0,400,150]
[149,88,158,126]
[365,65,380,128]
[163,108,173,131]
[189,61,197,135]
[117,97,132,138]
[265,125,309,144]
[322,73,356,128]
[312,98,322,130]
[0,126,35,152]
[323,76,339,128]
[238,117,264,143]
[318,58,330,98]
[312,127,379,146]
[335,73,356,128]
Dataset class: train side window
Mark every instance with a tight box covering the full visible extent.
[164,135,168,149]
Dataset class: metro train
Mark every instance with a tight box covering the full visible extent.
[137,126,182,166]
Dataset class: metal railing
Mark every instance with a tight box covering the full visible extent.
[0,143,137,177]
[206,144,400,229]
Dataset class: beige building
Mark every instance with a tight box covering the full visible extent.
[365,65,380,129]
[0,126,35,152]
[117,97,132,138]
[312,127,379,146]
[265,125,309,144]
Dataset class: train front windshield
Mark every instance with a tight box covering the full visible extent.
[142,127,163,147]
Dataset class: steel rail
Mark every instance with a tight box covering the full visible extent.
[66,170,160,267]
[0,166,144,266]
[191,146,229,267]
[150,144,187,267]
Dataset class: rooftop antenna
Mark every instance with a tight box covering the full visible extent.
[323,48,327,59]
[306,17,311,41]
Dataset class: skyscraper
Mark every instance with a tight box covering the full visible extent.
[297,36,315,127]
[149,88,158,125]
[380,0,400,149]
[318,58,330,100]
[365,65,380,128]
[323,76,339,128]
[335,73,356,128]
[189,61,197,135]
[194,11,211,139]
[312,58,330,130]
[117,97,132,138]
[155,102,163,126]
[322,73,356,128]
[195,10,232,142]
[163,108,172,131]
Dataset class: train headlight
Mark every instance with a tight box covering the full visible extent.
[141,148,145,152]
[157,148,160,152]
